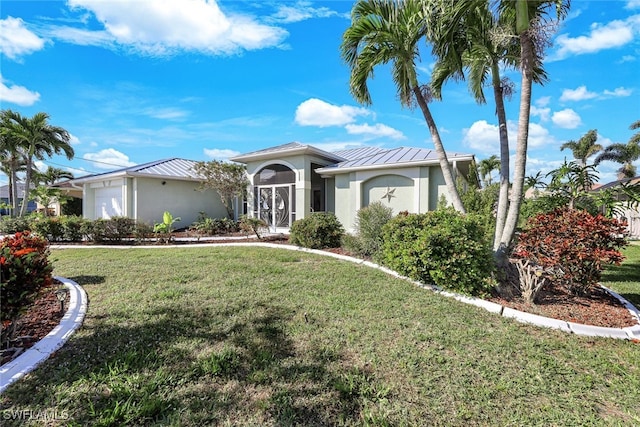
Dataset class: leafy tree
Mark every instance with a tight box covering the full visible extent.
[341,0,465,213]
[35,166,74,185]
[2,111,74,217]
[193,160,249,219]
[29,186,69,216]
[0,109,26,216]
[560,129,602,166]
[594,120,640,179]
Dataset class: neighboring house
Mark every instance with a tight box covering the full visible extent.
[231,142,476,232]
[0,183,37,215]
[68,158,228,227]
[594,175,640,239]
[66,143,476,232]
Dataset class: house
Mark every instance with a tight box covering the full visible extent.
[68,158,228,227]
[0,183,37,215]
[230,142,476,232]
[594,175,640,239]
[67,143,476,232]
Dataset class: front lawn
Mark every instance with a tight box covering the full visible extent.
[1,246,639,426]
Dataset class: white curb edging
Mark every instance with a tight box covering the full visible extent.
[0,277,87,394]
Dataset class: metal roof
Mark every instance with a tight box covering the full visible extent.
[333,146,387,161]
[72,158,201,183]
[316,146,473,174]
[231,141,345,163]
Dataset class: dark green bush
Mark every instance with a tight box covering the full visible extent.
[290,212,344,249]
[379,209,495,296]
[134,221,155,242]
[31,217,65,242]
[86,217,136,243]
[0,216,32,234]
[190,213,239,235]
[61,216,88,241]
[1,231,53,321]
[342,201,393,257]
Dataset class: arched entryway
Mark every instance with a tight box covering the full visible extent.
[253,164,296,232]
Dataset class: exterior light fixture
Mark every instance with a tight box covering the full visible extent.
[55,287,68,314]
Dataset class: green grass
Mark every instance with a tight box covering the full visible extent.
[602,242,640,308]
[1,246,639,426]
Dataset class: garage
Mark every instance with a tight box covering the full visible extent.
[94,186,123,219]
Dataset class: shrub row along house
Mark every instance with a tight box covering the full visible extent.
[58,142,476,232]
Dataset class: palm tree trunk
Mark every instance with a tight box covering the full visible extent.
[491,62,511,252]
[497,32,534,260]
[412,85,466,213]
[10,162,20,217]
[18,158,33,217]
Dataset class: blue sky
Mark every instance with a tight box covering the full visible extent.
[1,0,639,185]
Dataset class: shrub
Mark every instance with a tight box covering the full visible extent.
[30,217,65,242]
[239,215,267,239]
[0,216,32,234]
[61,215,88,242]
[342,202,393,258]
[379,209,495,296]
[84,217,136,243]
[513,208,627,296]
[1,232,53,321]
[190,213,239,236]
[289,213,344,249]
[134,221,155,243]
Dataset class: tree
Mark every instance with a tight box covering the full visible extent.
[3,111,74,217]
[495,0,570,261]
[341,0,465,213]
[193,160,249,219]
[560,129,602,166]
[594,120,640,179]
[35,166,74,186]
[478,155,501,187]
[29,186,68,216]
[0,109,25,216]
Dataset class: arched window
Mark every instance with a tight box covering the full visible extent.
[254,164,295,185]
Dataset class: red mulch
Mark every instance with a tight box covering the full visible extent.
[1,280,69,365]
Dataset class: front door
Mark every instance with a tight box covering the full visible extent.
[257,185,294,232]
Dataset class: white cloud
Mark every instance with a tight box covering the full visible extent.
[83,148,136,170]
[0,17,46,60]
[552,109,582,129]
[553,15,640,59]
[0,75,40,106]
[203,148,241,160]
[627,0,640,10]
[295,98,370,127]
[462,120,505,154]
[143,107,189,120]
[531,105,551,122]
[269,1,343,23]
[603,87,633,97]
[527,122,557,148]
[345,123,405,140]
[560,86,597,102]
[69,134,81,145]
[60,0,288,56]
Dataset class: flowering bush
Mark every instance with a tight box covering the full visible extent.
[1,231,53,321]
[513,208,627,296]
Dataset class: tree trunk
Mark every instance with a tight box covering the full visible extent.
[412,85,466,213]
[497,32,534,261]
[491,62,511,252]
[18,158,33,217]
[10,160,20,217]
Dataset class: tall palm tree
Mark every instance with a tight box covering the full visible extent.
[478,155,501,187]
[3,111,74,216]
[341,0,465,212]
[560,129,602,166]
[594,120,640,179]
[0,109,25,216]
[496,0,571,260]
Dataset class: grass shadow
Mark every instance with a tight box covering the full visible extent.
[66,275,106,286]
[1,300,382,426]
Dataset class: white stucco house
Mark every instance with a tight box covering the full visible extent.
[67,142,476,232]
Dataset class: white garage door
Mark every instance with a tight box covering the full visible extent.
[95,187,123,219]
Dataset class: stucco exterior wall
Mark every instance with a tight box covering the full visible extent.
[133,177,226,227]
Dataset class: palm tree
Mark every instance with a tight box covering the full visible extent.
[341,0,465,212]
[3,111,74,216]
[0,109,26,216]
[478,155,501,187]
[594,121,640,179]
[35,166,74,186]
[560,129,602,166]
[495,0,571,260]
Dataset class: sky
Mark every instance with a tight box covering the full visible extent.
[1,0,639,186]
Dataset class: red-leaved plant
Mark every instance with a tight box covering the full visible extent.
[1,231,53,321]
[513,208,627,296]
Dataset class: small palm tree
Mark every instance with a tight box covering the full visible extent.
[478,155,501,187]
[341,0,465,213]
[560,129,602,166]
[34,166,74,186]
[594,120,640,179]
